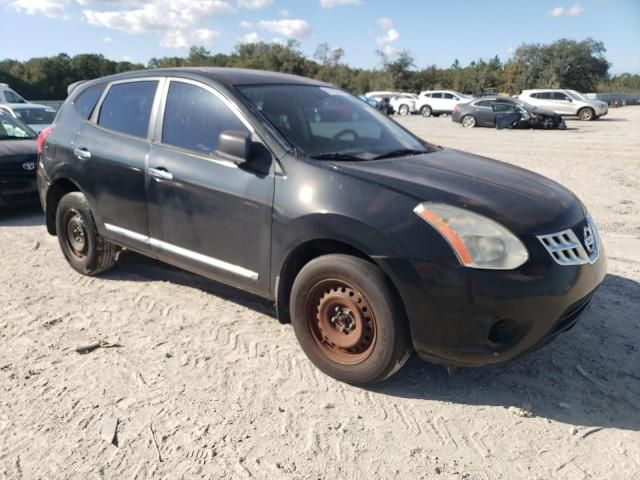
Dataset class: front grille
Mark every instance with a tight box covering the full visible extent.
[537,216,600,266]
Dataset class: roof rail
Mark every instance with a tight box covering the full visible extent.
[67,80,88,96]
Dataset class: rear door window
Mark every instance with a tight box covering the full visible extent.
[97,81,159,139]
[161,81,249,155]
[74,84,106,120]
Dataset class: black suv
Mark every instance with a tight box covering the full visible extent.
[38,68,606,385]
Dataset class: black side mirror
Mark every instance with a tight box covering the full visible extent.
[216,130,250,165]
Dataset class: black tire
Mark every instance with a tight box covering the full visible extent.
[290,254,412,385]
[578,107,595,121]
[420,105,432,117]
[461,114,476,128]
[56,192,117,276]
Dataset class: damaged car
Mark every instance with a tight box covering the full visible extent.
[452,96,566,129]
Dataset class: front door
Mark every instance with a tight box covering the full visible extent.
[146,79,274,296]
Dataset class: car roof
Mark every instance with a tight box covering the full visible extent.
[76,67,332,90]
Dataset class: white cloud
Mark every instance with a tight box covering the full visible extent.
[320,0,363,7]
[237,0,272,9]
[240,20,253,29]
[258,19,311,40]
[377,16,392,29]
[102,36,112,43]
[376,27,398,46]
[548,3,584,17]
[10,0,70,18]
[375,16,399,57]
[278,8,289,17]
[238,31,261,44]
[82,0,232,48]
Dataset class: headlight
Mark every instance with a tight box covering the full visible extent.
[414,203,529,270]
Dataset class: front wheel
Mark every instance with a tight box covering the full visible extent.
[398,104,410,116]
[578,107,595,121]
[290,254,412,385]
[56,192,117,276]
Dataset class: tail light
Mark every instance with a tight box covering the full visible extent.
[37,126,54,154]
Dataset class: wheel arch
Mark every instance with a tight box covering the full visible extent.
[45,177,83,235]
[275,238,407,326]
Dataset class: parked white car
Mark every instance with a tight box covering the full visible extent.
[0,83,28,104]
[415,90,472,117]
[0,103,57,133]
[518,89,608,121]
[365,91,417,115]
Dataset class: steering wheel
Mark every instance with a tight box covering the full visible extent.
[331,129,359,143]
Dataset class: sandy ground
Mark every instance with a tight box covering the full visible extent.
[1,107,639,480]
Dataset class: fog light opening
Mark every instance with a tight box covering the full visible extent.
[488,319,522,347]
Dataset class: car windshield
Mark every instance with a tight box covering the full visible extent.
[13,107,56,125]
[0,114,37,140]
[237,84,429,160]
[514,99,537,111]
[566,90,587,101]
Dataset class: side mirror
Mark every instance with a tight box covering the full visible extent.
[216,130,250,165]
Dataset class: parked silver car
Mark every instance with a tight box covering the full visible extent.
[518,89,608,121]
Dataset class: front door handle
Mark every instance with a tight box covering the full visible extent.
[74,148,91,159]
[148,167,174,181]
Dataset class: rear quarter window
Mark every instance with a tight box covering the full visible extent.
[97,81,159,139]
[73,83,106,119]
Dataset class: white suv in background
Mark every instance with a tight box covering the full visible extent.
[518,89,608,121]
[415,90,471,117]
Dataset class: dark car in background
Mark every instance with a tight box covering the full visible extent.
[38,68,605,385]
[452,96,566,129]
[0,111,39,207]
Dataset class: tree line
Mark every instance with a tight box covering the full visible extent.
[1,38,639,100]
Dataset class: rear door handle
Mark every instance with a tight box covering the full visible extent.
[74,148,91,159]
[148,167,174,181]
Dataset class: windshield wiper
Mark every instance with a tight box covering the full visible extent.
[311,152,366,161]
[372,149,427,160]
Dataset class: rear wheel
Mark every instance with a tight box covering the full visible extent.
[398,104,410,116]
[578,107,595,121]
[290,254,412,385]
[461,114,477,128]
[56,192,117,276]
[420,105,432,117]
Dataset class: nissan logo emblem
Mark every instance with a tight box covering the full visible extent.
[22,161,36,171]
[583,225,595,254]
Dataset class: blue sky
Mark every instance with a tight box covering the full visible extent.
[1,0,639,74]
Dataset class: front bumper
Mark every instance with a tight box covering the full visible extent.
[378,229,607,368]
[0,175,38,207]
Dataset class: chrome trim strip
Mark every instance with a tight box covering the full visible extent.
[150,238,259,280]
[103,223,259,280]
[105,223,150,243]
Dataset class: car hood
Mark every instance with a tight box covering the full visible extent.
[0,139,38,162]
[530,107,558,117]
[331,148,585,235]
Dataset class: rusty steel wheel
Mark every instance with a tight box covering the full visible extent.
[305,280,377,365]
[290,254,412,385]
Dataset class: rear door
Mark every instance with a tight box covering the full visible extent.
[146,78,275,295]
[430,92,444,111]
[77,78,162,252]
